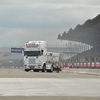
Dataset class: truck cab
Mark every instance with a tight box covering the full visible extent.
[23,41,47,72]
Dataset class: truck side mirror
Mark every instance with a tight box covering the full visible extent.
[41,50,44,55]
[41,50,44,52]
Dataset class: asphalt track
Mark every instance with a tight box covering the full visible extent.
[0,68,100,100]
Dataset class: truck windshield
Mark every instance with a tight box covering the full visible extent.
[24,51,40,56]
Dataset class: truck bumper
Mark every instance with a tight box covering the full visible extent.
[24,65,43,70]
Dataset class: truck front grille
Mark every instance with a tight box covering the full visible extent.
[29,58,35,64]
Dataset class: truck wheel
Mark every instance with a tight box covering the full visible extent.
[42,64,46,72]
[25,69,29,72]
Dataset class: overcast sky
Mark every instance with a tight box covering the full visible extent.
[0,0,100,47]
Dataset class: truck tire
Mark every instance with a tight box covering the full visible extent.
[25,69,30,72]
[42,64,46,72]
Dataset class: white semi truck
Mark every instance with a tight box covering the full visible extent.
[23,41,54,72]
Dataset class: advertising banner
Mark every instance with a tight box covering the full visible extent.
[11,48,24,53]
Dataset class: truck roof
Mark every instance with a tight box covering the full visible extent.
[25,41,47,49]
[28,41,46,43]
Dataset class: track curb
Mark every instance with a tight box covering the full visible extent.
[65,70,100,76]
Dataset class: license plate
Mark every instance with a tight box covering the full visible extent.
[30,67,34,69]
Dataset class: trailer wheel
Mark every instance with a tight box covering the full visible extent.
[42,64,46,72]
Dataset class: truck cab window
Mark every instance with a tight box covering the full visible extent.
[24,51,40,56]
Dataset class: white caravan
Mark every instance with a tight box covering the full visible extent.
[23,41,53,72]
